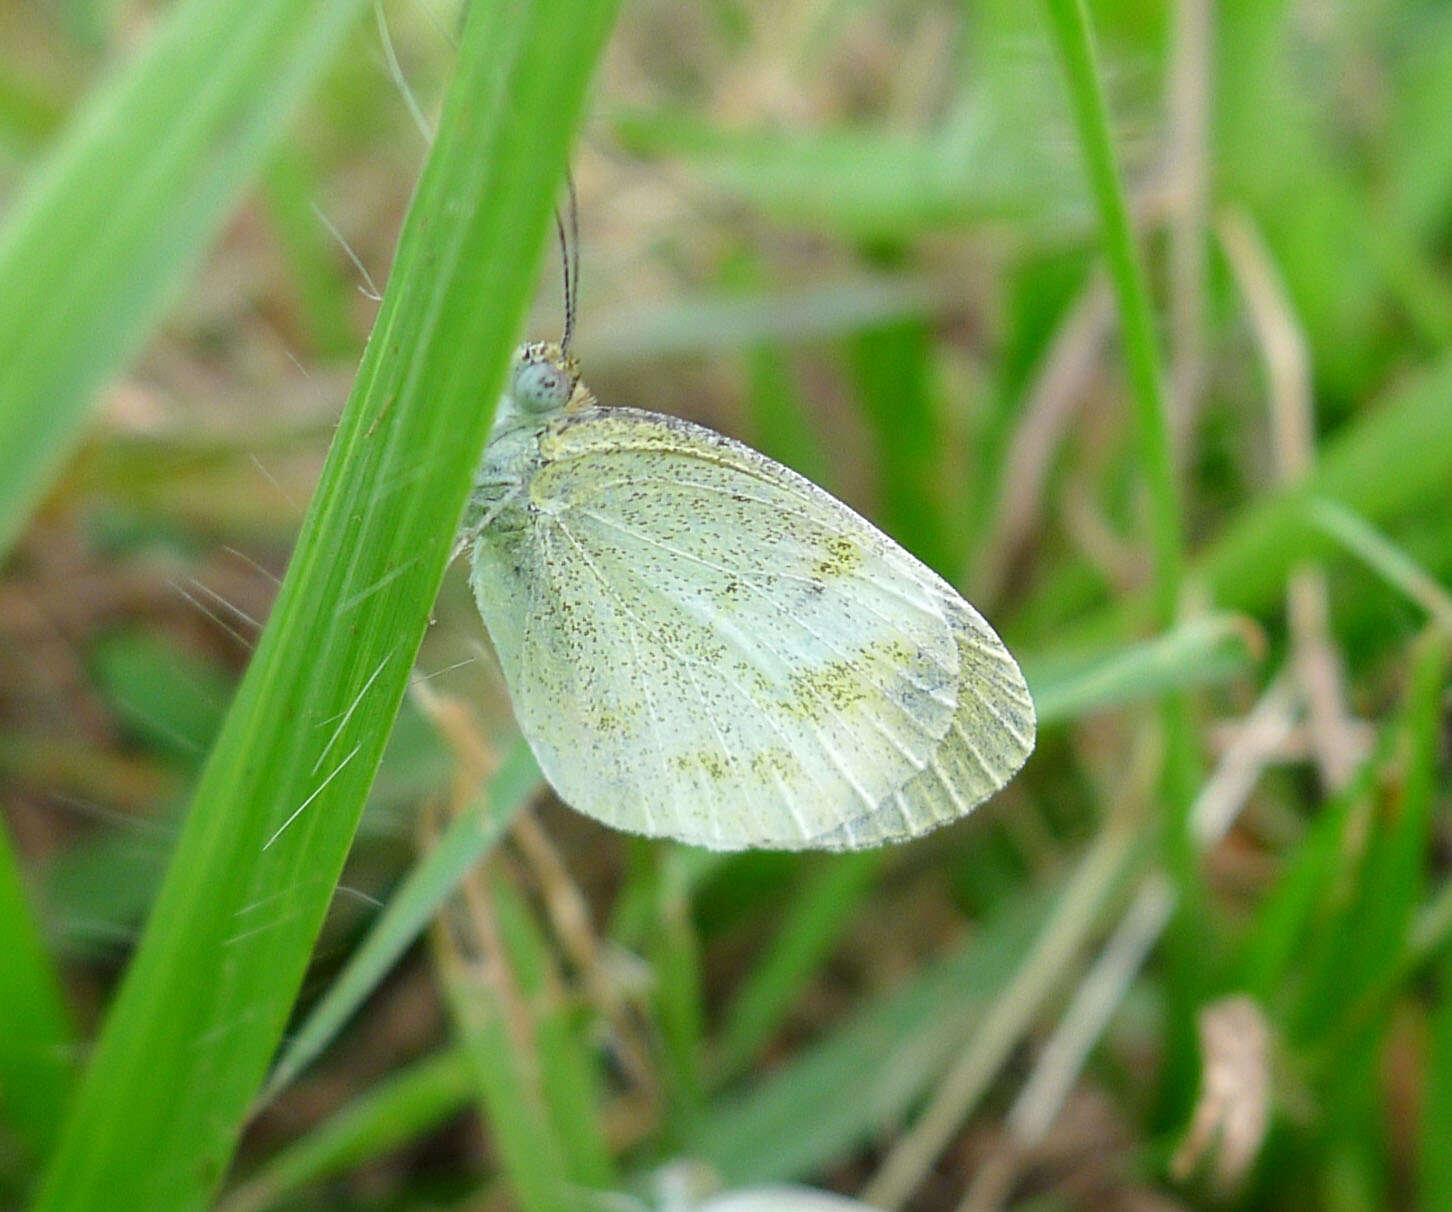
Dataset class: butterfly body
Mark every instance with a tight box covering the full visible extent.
[467,343,1034,851]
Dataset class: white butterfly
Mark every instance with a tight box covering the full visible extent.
[462,341,1034,851]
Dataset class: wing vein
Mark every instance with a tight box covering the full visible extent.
[548,519,858,840]
[564,479,946,623]
[575,504,954,761]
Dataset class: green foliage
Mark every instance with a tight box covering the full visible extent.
[0,0,374,559]
[1,0,1449,1209]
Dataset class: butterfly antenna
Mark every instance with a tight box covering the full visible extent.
[568,173,580,350]
[554,205,573,355]
[555,171,580,356]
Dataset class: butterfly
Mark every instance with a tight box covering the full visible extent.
[459,337,1035,852]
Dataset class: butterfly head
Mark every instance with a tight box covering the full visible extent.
[511,342,582,416]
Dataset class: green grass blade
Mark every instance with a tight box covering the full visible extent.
[89,629,233,769]
[0,65,64,153]
[579,276,949,370]
[1203,355,1452,617]
[1038,4,1200,958]
[1043,6,1227,1114]
[1386,7,1452,242]
[716,256,831,489]
[1309,498,1452,633]
[1299,633,1450,1045]
[693,878,1071,1185]
[609,113,1074,239]
[846,319,953,577]
[0,0,372,560]
[1423,944,1452,1210]
[489,880,615,1189]
[30,2,621,1207]
[1041,0,1181,627]
[1049,352,1452,658]
[439,868,611,1212]
[744,343,832,491]
[217,1047,474,1212]
[652,847,710,1139]
[1266,637,1452,1210]
[261,737,539,1102]
[1025,613,1256,727]
[0,820,74,1162]
[1232,751,1384,1004]
[713,850,884,1082]
[1234,634,1448,1027]
[260,145,359,360]
[443,959,571,1212]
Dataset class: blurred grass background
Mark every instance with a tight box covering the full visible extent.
[1,0,1450,1209]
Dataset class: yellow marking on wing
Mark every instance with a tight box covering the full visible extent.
[812,535,864,580]
[669,750,731,782]
[781,638,918,724]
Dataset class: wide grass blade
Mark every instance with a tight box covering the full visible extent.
[580,276,950,370]
[610,114,1074,240]
[31,2,620,1207]
[0,0,373,560]
[1025,614,1256,725]
[0,823,74,1162]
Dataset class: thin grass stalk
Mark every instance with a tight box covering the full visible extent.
[1040,0,1184,617]
[217,1048,475,1212]
[1040,0,1204,1115]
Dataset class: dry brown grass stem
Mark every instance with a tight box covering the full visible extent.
[410,677,654,1088]
[861,820,1141,1210]
[1218,207,1366,790]
[510,813,656,1089]
[973,273,1113,606]
[951,676,1298,1211]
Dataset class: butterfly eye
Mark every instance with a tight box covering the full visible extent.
[513,358,572,414]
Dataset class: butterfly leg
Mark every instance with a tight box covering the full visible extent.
[452,478,523,562]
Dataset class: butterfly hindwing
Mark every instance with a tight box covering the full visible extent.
[471,405,1030,850]
[808,587,1036,847]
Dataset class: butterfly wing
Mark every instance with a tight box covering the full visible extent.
[471,405,1032,850]
[807,586,1035,847]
